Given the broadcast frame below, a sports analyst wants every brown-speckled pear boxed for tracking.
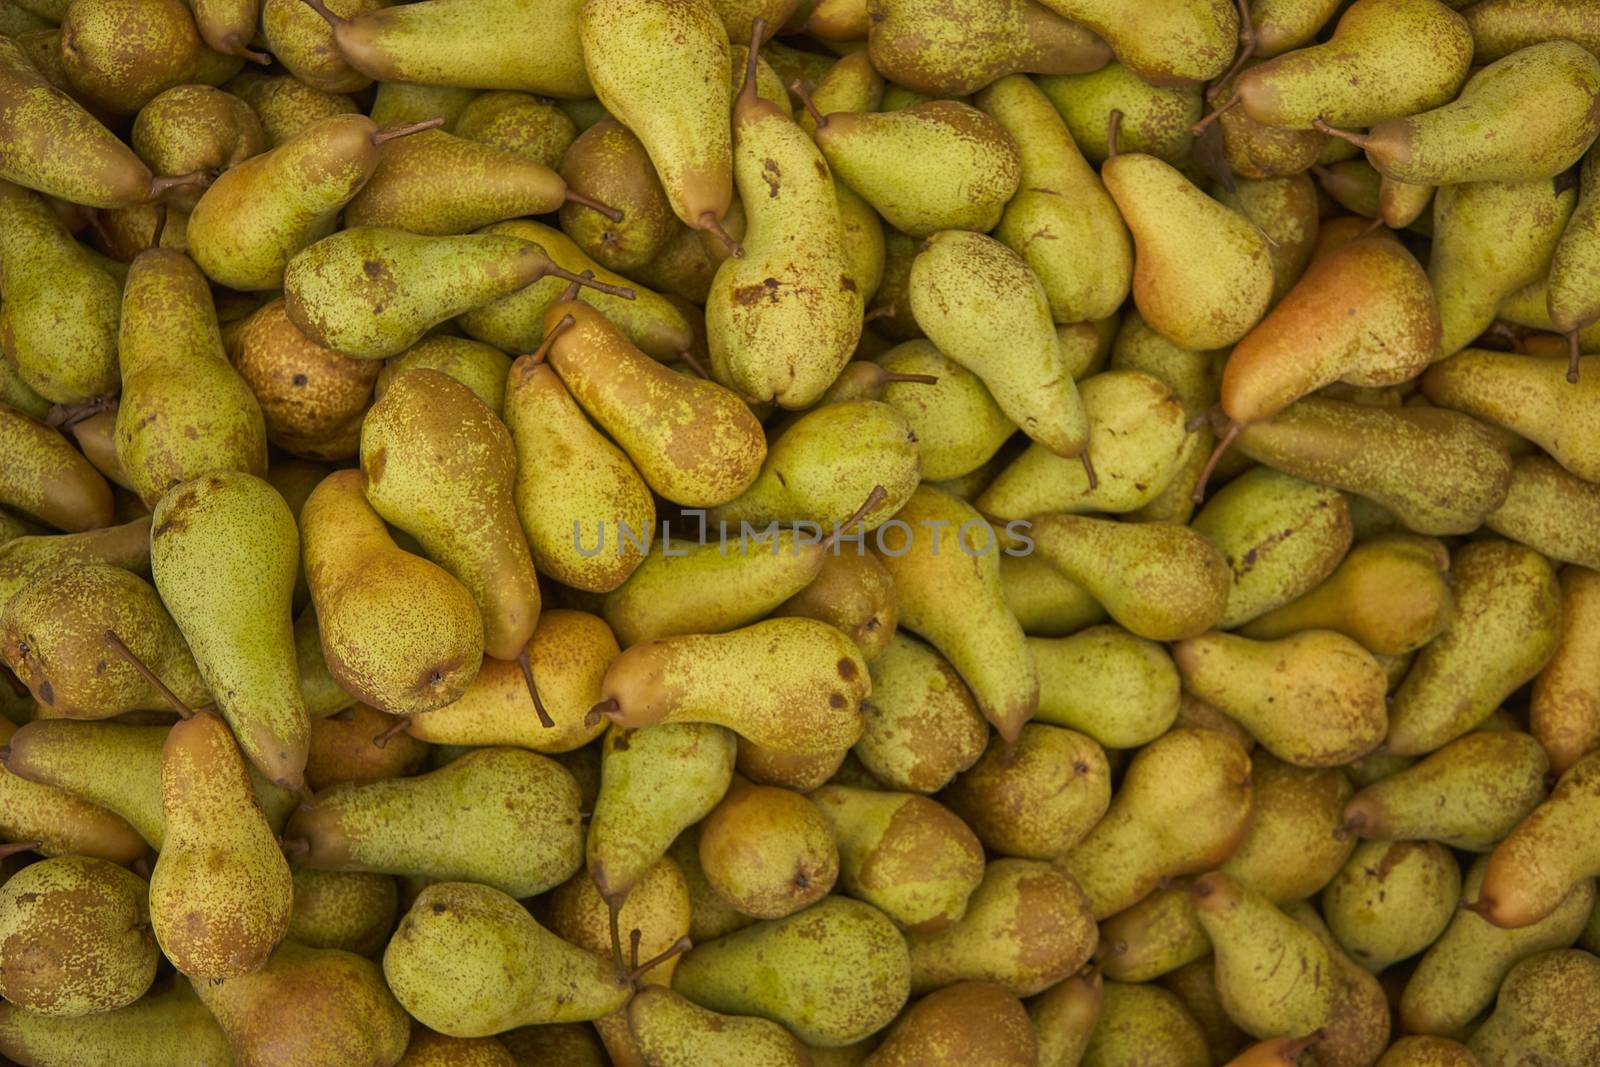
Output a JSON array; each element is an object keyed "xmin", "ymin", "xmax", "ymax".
[
  {"xmin": 383, "ymin": 881, "xmax": 629, "ymax": 1038},
  {"xmin": 1230, "ymin": 397, "xmax": 1514, "ymax": 536},
  {"xmin": 771, "ymin": 549, "xmax": 898, "ymax": 662},
  {"xmin": 0, "ymin": 36, "xmax": 170, "ymax": 207},
  {"xmin": 0, "ymin": 517, "xmax": 151, "ymax": 620},
  {"xmin": 1035, "ymin": 63, "xmax": 1202, "ymax": 165},
  {"xmin": 0, "ymin": 181, "xmax": 121, "ymax": 405},
  {"xmin": 1349, "ymin": 41, "xmax": 1600, "ymax": 186},
  {"xmin": 131, "ymin": 85, "xmax": 266, "ymax": 212},
  {"xmin": 1321, "ymin": 840, "xmax": 1461, "ymax": 970},
  {"xmin": 557, "ymin": 118, "xmax": 676, "ymax": 271},
  {"xmin": 360, "ymin": 369, "xmax": 539, "ymax": 660},
  {"xmin": 1103, "ymin": 125, "xmax": 1274, "ymax": 351},
  {"xmin": 151, "ymin": 472, "xmax": 308, "ymax": 789},
  {"xmin": 1468, "ymin": 950, "xmax": 1600, "ymax": 1064},
  {"xmin": 1030, "ymin": 625, "xmax": 1181, "ymax": 748},
  {"xmin": 1174, "ymin": 631, "xmax": 1387, "ymax": 768},
  {"xmin": 0, "ymin": 979, "xmax": 233, "ymax": 1067},
  {"xmin": 285, "ymin": 747, "xmax": 583, "ymax": 897},
  {"xmin": 541, "ymin": 298, "xmax": 765, "ymax": 507},
  {"xmin": 193, "ymin": 0, "xmax": 263, "ymax": 60},
  {"xmin": 1532, "ymin": 566, "xmax": 1600, "ymax": 776},
  {"xmin": 1241, "ymin": 533, "xmax": 1454, "ymax": 655},
  {"xmin": 1472, "ymin": 751, "xmax": 1600, "ymax": 929},
  {"xmin": 149, "ymin": 710, "xmax": 293, "ymax": 980},
  {"xmin": 909, "ymin": 231, "xmax": 1087, "ymax": 459},
  {"xmin": 0, "ymin": 563, "xmax": 209, "ymax": 717},
  {"xmin": 457, "ymin": 90, "xmax": 577, "ymax": 167},
  {"xmin": 1422, "ymin": 349, "xmax": 1600, "ymax": 481},
  {"xmin": 1489, "ymin": 454, "xmax": 1600, "ymax": 569},
  {"xmin": 197, "ymin": 941, "xmax": 411, "ymax": 1067},
  {"xmin": 225, "ymin": 70, "xmax": 359, "ymax": 147},
  {"xmin": 1372, "ymin": 1036, "xmax": 1481, "ymax": 1067},
  {"xmin": 1236, "ymin": 0, "xmax": 1473, "ymax": 129},
  {"xmin": 0, "ymin": 719, "xmax": 146, "ymax": 865},
  {"xmin": 904, "ymin": 858, "xmax": 1096, "ymax": 995},
  {"xmin": 810, "ymin": 100, "xmax": 1021, "ymax": 237},
  {"xmin": 300, "ymin": 468, "xmax": 483, "ymax": 715},
  {"xmin": 1058, "ymin": 729, "xmax": 1254, "ymax": 919},
  {"xmin": 628, "ymin": 986, "xmax": 810, "ymax": 1067},
  {"xmin": 672, "ymin": 895, "xmax": 909, "ymax": 1046},
  {"xmin": 1386, "ymin": 539, "xmax": 1561, "ymax": 756},
  {"xmin": 1218, "ymin": 754, "xmax": 1354, "ymax": 904},
  {"xmin": 58, "ymin": 0, "xmax": 243, "ymax": 115},
  {"xmin": 706, "ymin": 36, "xmax": 860, "ymax": 410},
  {"xmin": 593, "ymin": 616, "xmax": 868, "ymax": 754},
  {"xmin": 587, "ymin": 721, "xmax": 736, "ymax": 906},
  {"xmin": 1549, "ymin": 146, "xmax": 1600, "ymax": 378},
  {"xmin": 865, "ymin": 981, "xmax": 1037, "ymax": 1067},
  {"xmin": 0, "ymin": 855, "xmax": 157, "ymax": 1016},
  {"xmin": 579, "ymin": 0, "xmax": 732, "ymax": 235},
  {"xmin": 1034, "ymin": 0, "xmax": 1236, "ymax": 86},
  {"xmin": 698, "ymin": 784, "xmax": 838, "ymax": 918},
  {"xmin": 868, "ymin": 486, "xmax": 1037, "ymax": 744},
  {"xmin": 1024, "ymin": 514, "xmax": 1230, "ymax": 642},
  {"xmin": 232, "ymin": 299, "xmax": 377, "ymax": 460},
  {"xmin": 0, "ymin": 405, "xmax": 113, "ymax": 532},
  {"xmin": 377, "ymin": 336, "xmax": 511, "ymax": 414},
  {"xmin": 285, "ymin": 869, "xmax": 397, "ymax": 955},
  {"xmin": 394, "ymin": 1029, "xmax": 518, "ymax": 1066},
  {"xmin": 943, "ymin": 723, "xmax": 1110, "ymax": 859},
  {"xmin": 1028, "ymin": 969, "xmax": 1103, "ymax": 1067},
  {"xmin": 811, "ymin": 784, "xmax": 984, "ymax": 932},
  {"xmin": 399, "ymin": 609, "xmax": 615, "ymax": 751},
  {"xmin": 1081, "ymin": 982, "xmax": 1211, "ymax": 1067},
  {"xmin": 114, "ymin": 249, "xmax": 268, "ymax": 507},
  {"xmin": 869, "ymin": 0, "xmax": 1106, "ymax": 97}
]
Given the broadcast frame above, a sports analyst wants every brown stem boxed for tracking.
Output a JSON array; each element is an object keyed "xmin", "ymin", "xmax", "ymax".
[
  {"xmin": 791, "ymin": 79, "xmax": 827, "ymax": 130},
  {"xmin": 1184, "ymin": 411, "xmax": 1210, "ymax": 434},
  {"xmin": 516, "ymin": 644, "xmax": 555, "ymax": 729},
  {"xmin": 1190, "ymin": 420, "xmax": 1240, "ymax": 503},
  {"xmin": 297, "ymin": 782, "xmax": 316, "ymax": 811},
  {"xmin": 738, "ymin": 18, "xmax": 765, "ymax": 108},
  {"xmin": 564, "ymin": 188, "xmax": 624, "ymax": 222},
  {"xmin": 629, "ymin": 936, "xmax": 691, "ymax": 982},
  {"xmin": 824, "ymin": 485, "xmax": 887, "ymax": 550},
  {"xmin": 298, "ymin": 0, "xmax": 343, "ymax": 29},
  {"xmin": 224, "ymin": 35, "xmax": 272, "ymax": 65},
  {"xmin": 1568, "ymin": 330, "xmax": 1582, "ymax": 384},
  {"xmin": 1312, "ymin": 117, "xmax": 1369, "ymax": 148},
  {"xmin": 149, "ymin": 202, "xmax": 168, "ymax": 251},
  {"xmin": 544, "ymin": 265, "xmax": 636, "ymax": 300},
  {"xmin": 677, "ymin": 348, "xmax": 710, "ymax": 379},
  {"xmin": 1461, "ymin": 896, "xmax": 1495, "ymax": 918},
  {"xmin": 1359, "ymin": 216, "xmax": 1386, "ymax": 236},
  {"xmin": 104, "ymin": 630, "xmax": 195, "ymax": 719},
  {"xmin": 148, "ymin": 170, "xmax": 213, "ymax": 202},
  {"xmin": 280, "ymin": 837, "xmax": 310, "ymax": 858},
  {"xmin": 527, "ymin": 314, "xmax": 576, "ymax": 366},
  {"xmin": 44, "ymin": 396, "xmax": 114, "ymax": 429},
  {"xmin": 0, "ymin": 840, "xmax": 40, "ymax": 860},
  {"xmin": 1192, "ymin": 89, "xmax": 1239, "ymax": 135},
  {"xmin": 629, "ymin": 928, "xmax": 643, "ymax": 972},
  {"xmin": 876, "ymin": 370, "xmax": 939, "ymax": 386},
  {"xmin": 371, "ymin": 716, "xmax": 411, "ymax": 749},
  {"xmin": 585, "ymin": 697, "xmax": 620, "ymax": 728},
  {"xmin": 1106, "ymin": 110, "xmax": 1124, "ymax": 159},
  {"xmin": 1079, "ymin": 450, "xmax": 1098, "ymax": 492},
  {"xmin": 1205, "ymin": 0, "xmax": 1257, "ymax": 103},
  {"xmin": 698, "ymin": 211, "xmax": 744, "ymax": 259},
  {"xmin": 862, "ymin": 304, "xmax": 895, "ymax": 323},
  {"xmin": 608, "ymin": 899, "xmax": 625, "ymax": 972},
  {"xmin": 371, "ymin": 117, "xmax": 445, "ymax": 145}
]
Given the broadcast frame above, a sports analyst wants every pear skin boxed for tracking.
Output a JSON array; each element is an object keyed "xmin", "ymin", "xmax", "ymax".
[
  {"xmin": 1531, "ymin": 566, "xmax": 1600, "ymax": 776},
  {"xmin": 865, "ymin": 980, "xmax": 1038, "ymax": 1067},
  {"xmin": 0, "ymin": 978, "xmax": 232, "ymax": 1067},
  {"xmin": 1030, "ymin": 624, "xmax": 1181, "ymax": 748},
  {"xmin": 853, "ymin": 632, "xmax": 990, "ymax": 794},
  {"xmin": 942, "ymin": 723, "xmax": 1109, "ymax": 860},
  {"xmin": 0, "ymin": 407, "xmax": 114, "ymax": 533},
  {"xmin": 867, "ymin": 0, "xmax": 1108, "ymax": 97},
  {"xmin": 1473, "ymin": 751, "xmax": 1600, "ymax": 929}
]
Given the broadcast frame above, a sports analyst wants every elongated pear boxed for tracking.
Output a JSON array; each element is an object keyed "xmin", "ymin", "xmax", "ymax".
[
  {"xmin": 1487, "ymin": 455, "xmax": 1600, "ymax": 569},
  {"xmin": 910, "ymin": 231, "xmax": 1086, "ymax": 459},
  {"xmin": 854, "ymin": 632, "xmax": 990, "ymax": 794},
  {"xmin": 1549, "ymin": 145, "xmax": 1600, "ymax": 378},
  {"xmin": 360, "ymin": 369, "xmax": 539, "ymax": 660},
  {"xmin": 867, "ymin": 342, "xmax": 1015, "ymax": 483},
  {"xmin": 149, "ymin": 710, "xmax": 293, "ymax": 979},
  {"xmin": 0, "ymin": 407, "xmax": 114, "ymax": 533},
  {"xmin": 0, "ymin": 719, "xmax": 145, "ymax": 864},
  {"xmin": 1031, "ymin": 624, "xmax": 1180, "ymax": 748},
  {"xmin": 0, "ymin": 979, "xmax": 232, "ymax": 1067},
  {"xmin": 772, "ymin": 548, "xmax": 898, "ymax": 662},
  {"xmin": 1035, "ymin": 0, "xmax": 1235, "ymax": 85},
  {"xmin": 1466, "ymin": 949, "xmax": 1600, "ymax": 1066},
  {"xmin": 0, "ymin": 517, "xmax": 150, "ymax": 615},
  {"xmin": 1473, "ymin": 751, "xmax": 1600, "ymax": 928},
  {"xmin": 1387, "ymin": 539, "xmax": 1561, "ymax": 755},
  {"xmin": 868, "ymin": 0, "xmax": 1107, "ymax": 96},
  {"xmin": 628, "ymin": 986, "xmax": 809, "ymax": 1067},
  {"xmin": 1059, "ymin": 729, "xmax": 1254, "ymax": 919},
  {"xmin": 151, "ymin": 472, "xmax": 308, "ymax": 789},
  {"xmin": 1532, "ymin": 566, "xmax": 1600, "ymax": 776}
]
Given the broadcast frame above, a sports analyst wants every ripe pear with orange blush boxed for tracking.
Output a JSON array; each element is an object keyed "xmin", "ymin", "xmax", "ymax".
[{"xmin": 1470, "ymin": 750, "xmax": 1600, "ymax": 929}]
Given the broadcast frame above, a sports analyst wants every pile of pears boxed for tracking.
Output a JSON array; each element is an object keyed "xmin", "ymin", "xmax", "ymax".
[{"xmin": 4, "ymin": 0, "xmax": 1600, "ymax": 1063}]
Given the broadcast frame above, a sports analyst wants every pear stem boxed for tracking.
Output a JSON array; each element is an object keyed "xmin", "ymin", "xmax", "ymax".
[
  {"xmin": 528, "ymin": 314, "xmax": 575, "ymax": 366},
  {"xmin": 223, "ymin": 34, "xmax": 272, "ymax": 65},
  {"xmin": 862, "ymin": 304, "xmax": 895, "ymax": 323},
  {"xmin": 371, "ymin": 117, "xmax": 445, "ymax": 145},
  {"xmin": 148, "ymin": 170, "xmax": 213, "ymax": 203},
  {"xmin": 629, "ymin": 927, "xmax": 642, "ymax": 972},
  {"xmin": 1184, "ymin": 411, "xmax": 1209, "ymax": 434},
  {"xmin": 280, "ymin": 837, "xmax": 310, "ymax": 858},
  {"xmin": 608, "ymin": 899, "xmax": 625, "ymax": 972},
  {"xmin": 1205, "ymin": 0, "xmax": 1257, "ymax": 103},
  {"xmin": 0, "ymin": 841, "xmax": 40, "ymax": 860},
  {"xmin": 824, "ymin": 484, "xmax": 888, "ymax": 550},
  {"xmin": 876, "ymin": 370, "xmax": 939, "ymax": 386},
  {"xmin": 104, "ymin": 630, "xmax": 195, "ymax": 720},
  {"xmin": 1191, "ymin": 89, "xmax": 1239, "ymax": 136},
  {"xmin": 149, "ymin": 203, "xmax": 168, "ymax": 251},
  {"xmin": 791, "ymin": 79, "xmax": 827, "ymax": 131},
  {"xmin": 371, "ymin": 715, "xmax": 411, "ymax": 749},
  {"xmin": 1461, "ymin": 896, "xmax": 1495, "ymax": 918},
  {"xmin": 544, "ymin": 265, "xmax": 636, "ymax": 300},
  {"xmin": 1360, "ymin": 216, "xmax": 1386, "ymax": 236},
  {"xmin": 516, "ymin": 644, "xmax": 555, "ymax": 729},
  {"xmin": 563, "ymin": 188, "xmax": 624, "ymax": 222},
  {"xmin": 1191, "ymin": 420, "xmax": 1240, "ymax": 503},
  {"xmin": 737, "ymin": 18, "xmax": 764, "ymax": 109},
  {"xmin": 676, "ymin": 348, "xmax": 710, "ymax": 379},
  {"xmin": 629, "ymin": 936, "xmax": 691, "ymax": 982},
  {"xmin": 1568, "ymin": 330, "xmax": 1582, "ymax": 384},
  {"xmin": 699, "ymin": 211, "xmax": 744, "ymax": 259},
  {"xmin": 44, "ymin": 396, "xmax": 114, "ymax": 429},
  {"xmin": 1106, "ymin": 110, "xmax": 1124, "ymax": 159},
  {"xmin": 297, "ymin": 782, "xmax": 316, "ymax": 810},
  {"xmin": 299, "ymin": 0, "xmax": 343, "ymax": 29},
  {"xmin": 585, "ymin": 697, "xmax": 620, "ymax": 728},
  {"xmin": 1079, "ymin": 450, "xmax": 1098, "ymax": 492},
  {"xmin": 1312, "ymin": 117, "xmax": 1369, "ymax": 148}
]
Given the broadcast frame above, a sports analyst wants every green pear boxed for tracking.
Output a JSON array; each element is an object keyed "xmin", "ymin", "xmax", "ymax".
[
  {"xmin": 1372, "ymin": 1037, "xmax": 1480, "ymax": 1067},
  {"xmin": 1344, "ymin": 729, "xmax": 1550, "ymax": 851},
  {"xmin": 1322, "ymin": 840, "xmax": 1461, "ymax": 971},
  {"xmin": 1548, "ymin": 143, "xmax": 1600, "ymax": 379},
  {"xmin": 1532, "ymin": 566, "xmax": 1600, "ymax": 777},
  {"xmin": 999, "ymin": 546, "xmax": 1110, "ymax": 636},
  {"xmin": 1467, "ymin": 950, "xmax": 1600, "ymax": 1065},
  {"xmin": 1037, "ymin": 62, "xmax": 1201, "ymax": 165},
  {"xmin": 0, "ymin": 718, "xmax": 145, "ymax": 864},
  {"xmin": 1280, "ymin": 901, "xmax": 1392, "ymax": 1067},
  {"xmin": 668, "ymin": 822, "xmax": 754, "ymax": 944},
  {"xmin": 0, "ymin": 855, "xmax": 157, "ymax": 1015},
  {"xmin": 556, "ymin": 117, "xmax": 675, "ymax": 271},
  {"xmin": 1059, "ymin": 729, "xmax": 1254, "ymax": 918},
  {"xmin": 0, "ymin": 978, "xmax": 232, "ymax": 1067},
  {"xmin": 942, "ymin": 724, "xmax": 1109, "ymax": 860},
  {"xmin": 1035, "ymin": 0, "xmax": 1237, "ymax": 86},
  {"xmin": 1400, "ymin": 855, "xmax": 1595, "ymax": 1036},
  {"xmin": 1387, "ymin": 539, "xmax": 1561, "ymax": 755},
  {"xmin": 869, "ymin": 342, "xmax": 1015, "ymax": 482},
  {"xmin": 1216, "ymin": 174, "xmax": 1322, "ymax": 301},
  {"xmin": 1220, "ymin": 754, "xmax": 1355, "ymax": 904},
  {"xmin": 150, "ymin": 710, "xmax": 293, "ymax": 979},
  {"xmin": 697, "ymin": 783, "xmax": 838, "ymax": 919},
  {"xmin": 627, "ymin": 986, "xmax": 809, "ymax": 1067},
  {"xmin": 1095, "ymin": 884, "xmax": 1209, "ymax": 984},
  {"xmin": 853, "ymin": 632, "xmax": 990, "ymax": 794},
  {"xmin": 223, "ymin": 70, "xmax": 358, "ymax": 147},
  {"xmin": 867, "ymin": 0, "xmax": 1107, "ymax": 96},
  {"xmin": 771, "ymin": 548, "xmax": 898, "ymax": 662},
  {"xmin": 867, "ymin": 980, "xmax": 1038, "ymax": 1067},
  {"xmin": 1030, "ymin": 624, "xmax": 1180, "ymax": 748},
  {"xmin": 0, "ymin": 407, "xmax": 111, "ymax": 534},
  {"xmin": 1489, "ymin": 454, "xmax": 1600, "ymax": 570},
  {"xmin": 458, "ymin": 89, "xmax": 577, "ymax": 168},
  {"xmin": 151, "ymin": 472, "xmax": 307, "ymax": 788},
  {"xmin": 57, "ymin": 0, "xmax": 240, "ymax": 114},
  {"xmin": 284, "ymin": 747, "xmax": 582, "ymax": 898},
  {"xmin": 672, "ymin": 895, "xmax": 910, "ymax": 1046},
  {"xmin": 1210, "ymin": 62, "xmax": 1329, "ymax": 180},
  {"xmin": 283, "ymin": 869, "xmax": 397, "ymax": 956},
  {"xmin": 301, "ymin": 468, "xmax": 484, "ymax": 714},
  {"xmin": 377, "ymin": 336, "xmax": 511, "ymax": 414},
  {"xmin": 130, "ymin": 84, "xmax": 266, "ymax": 212},
  {"xmin": 1474, "ymin": 751, "xmax": 1600, "ymax": 929},
  {"xmin": 0, "ymin": 180, "xmax": 121, "ymax": 404},
  {"xmin": 1029, "ymin": 969, "xmax": 1104, "ymax": 1067},
  {"xmin": 1081, "ymin": 982, "xmax": 1211, "ymax": 1067}
]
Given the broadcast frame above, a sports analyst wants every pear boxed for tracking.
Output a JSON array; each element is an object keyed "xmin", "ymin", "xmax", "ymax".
[
  {"xmin": 698, "ymin": 784, "xmax": 838, "ymax": 919},
  {"xmin": 1109, "ymin": 310, "xmax": 1225, "ymax": 416},
  {"xmin": 625, "ymin": 986, "xmax": 808, "ymax": 1067},
  {"xmin": 592, "ymin": 617, "xmax": 868, "ymax": 754},
  {"xmin": 1220, "ymin": 754, "xmax": 1356, "ymax": 904},
  {"xmin": 1280, "ymin": 901, "xmax": 1392, "ymax": 1067},
  {"xmin": 1343, "ymin": 730, "xmax": 1549, "ymax": 851},
  {"xmin": 149, "ymin": 709, "xmax": 293, "ymax": 979},
  {"xmin": 1231, "ymin": 396, "xmax": 1514, "ymax": 536},
  {"xmin": 1371, "ymin": 1037, "xmax": 1480, "ymax": 1067},
  {"xmin": 1473, "ymin": 751, "xmax": 1600, "ymax": 929},
  {"xmin": 1532, "ymin": 566, "xmax": 1600, "ymax": 776},
  {"xmin": 458, "ymin": 90, "xmax": 577, "ymax": 168},
  {"xmin": 1024, "ymin": 514, "xmax": 1231, "ymax": 642},
  {"xmin": 0, "ymin": 855, "xmax": 157, "ymax": 1016},
  {"xmin": 999, "ymin": 547, "xmax": 1111, "ymax": 636},
  {"xmin": 1549, "ymin": 144, "xmax": 1600, "ymax": 378},
  {"xmin": 860, "ymin": 343, "xmax": 1014, "ymax": 483},
  {"xmin": 1322, "ymin": 840, "xmax": 1461, "ymax": 971},
  {"xmin": 1080, "ymin": 982, "xmax": 1211, "ymax": 1067},
  {"xmin": 669, "ymin": 822, "xmax": 754, "ymax": 944},
  {"xmin": 1208, "ymin": 62, "xmax": 1329, "ymax": 181},
  {"xmin": 0, "ymin": 563, "xmax": 209, "ymax": 717},
  {"xmin": 360, "ymin": 368, "xmax": 539, "ymax": 660},
  {"xmin": 1159, "ymin": 959, "xmax": 1250, "ymax": 1065},
  {"xmin": 0, "ymin": 407, "xmax": 113, "ymax": 534},
  {"xmin": 1096, "ymin": 884, "xmax": 1210, "ymax": 983},
  {"xmin": 672, "ymin": 896, "xmax": 910, "ymax": 1046},
  {"xmin": 57, "ymin": 0, "xmax": 242, "ymax": 114},
  {"xmin": 224, "ymin": 72, "xmax": 357, "ymax": 148},
  {"xmin": 1467, "ymin": 950, "xmax": 1600, "ymax": 1065},
  {"xmin": 378, "ymin": 336, "xmax": 511, "ymax": 414},
  {"xmin": 151, "ymin": 472, "xmax": 308, "ymax": 789},
  {"xmin": 541, "ymin": 299, "xmax": 766, "ymax": 508},
  {"xmin": 0, "ymin": 978, "xmax": 232, "ymax": 1067},
  {"xmin": 705, "ymin": 38, "xmax": 860, "ymax": 409},
  {"xmin": 771, "ymin": 548, "xmax": 898, "ymax": 662},
  {"xmin": 1490, "ymin": 455, "xmax": 1600, "ymax": 570},
  {"xmin": 549, "ymin": 856, "xmax": 689, "ymax": 987},
  {"xmin": 942, "ymin": 724, "xmax": 1109, "ymax": 860},
  {"xmin": 808, "ymin": 100, "xmax": 1021, "ymax": 237},
  {"xmin": 1236, "ymin": 0, "xmax": 1473, "ymax": 129},
  {"xmin": 1214, "ymin": 177, "xmax": 1321, "ymax": 305},
  {"xmin": 305, "ymin": 704, "xmax": 428, "ymax": 790},
  {"xmin": 1103, "ymin": 116, "xmax": 1274, "ymax": 351},
  {"xmin": 1400, "ymin": 855, "xmax": 1595, "ymax": 1035},
  {"xmin": 1241, "ymin": 533, "xmax": 1454, "ymax": 655},
  {"xmin": 1344, "ymin": 41, "xmax": 1600, "ymax": 185},
  {"xmin": 1387, "ymin": 539, "xmax": 1561, "ymax": 756},
  {"xmin": 1037, "ymin": 62, "xmax": 1201, "ymax": 165},
  {"xmin": 130, "ymin": 85, "xmax": 266, "ymax": 212},
  {"xmin": 865, "ymin": 980, "xmax": 1037, "ymax": 1067},
  {"xmin": 587, "ymin": 722, "xmax": 736, "ymax": 906},
  {"xmin": 854, "ymin": 632, "xmax": 990, "ymax": 794},
  {"xmin": 0, "ymin": 181, "xmax": 121, "ymax": 404},
  {"xmin": 1030, "ymin": 624, "xmax": 1181, "ymax": 748},
  {"xmin": 976, "ymin": 75, "xmax": 1133, "ymax": 323},
  {"xmin": 1059, "ymin": 729, "xmax": 1254, "ymax": 919},
  {"xmin": 1036, "ymin": 0, "xmax": 1236, "ymax": 85},
  {"xmin": 300, "ymin": 468, "xmax": 483, "ymax": 714},
  {"xmin": 285, "ymin": 869, "xmax": 397, "ymax": 956},
  {"xmin": 556, "ymin": 118, "xmax": 675, "ymax": 271},
  {"xmin": 0, "ymin": 718, "xmax": 145, "ymax": 864},
  {"xmin": 1030, "ymin": 969, "xmax": 1104, "ymax": 1067},
  {"xmin": 1422, "ymin": 348, "xmax": 1600, "ymax": 481},
  {"xmin": 285, "ymin": 747, "xmax": 582, "ymax": 897},
  {"xmin": 868, "ymin": 0, "xmax": 1107, "ymax": 96}
]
